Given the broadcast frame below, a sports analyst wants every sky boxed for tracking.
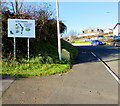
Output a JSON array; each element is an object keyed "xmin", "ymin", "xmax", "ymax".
[
  {"xmin": 56, "ymin": 2, "xmax": 118, "ymax": 36},
  {"xmin": 4, "ymin": 0, "xmax": 118, "ymax": 36}
]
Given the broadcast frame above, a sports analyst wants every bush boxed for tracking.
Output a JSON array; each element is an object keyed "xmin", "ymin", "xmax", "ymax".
[
  {"xmin": 70, "ymin": 39, "xmax": 75, "ymax": 43},
  {"xmin": 1, "ymin": 8, "xmax": 78, "ymax": 76},
  {"xmin": 2, "ymin": 39, "xmax": 78, "ymax": 76},
  {"xmin": 2, "ymin": 10, "xmax": 67, "ymax": 59}
]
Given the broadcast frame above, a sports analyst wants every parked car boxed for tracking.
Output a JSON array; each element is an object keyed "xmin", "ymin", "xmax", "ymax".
[
  {"xmin": 113, "ymin": 36, "xmax": 120, "ymax": 40},
  {"xmin": 113, "ymin": 39, "xmax": 120, "ymax": 47},
  {"xmin": 97, "ymin": 35, "xmax": 104, "ymax": 39},
  {"xmin": 91, "ymin": 40, "xmax": 105, "ymax": 46}
]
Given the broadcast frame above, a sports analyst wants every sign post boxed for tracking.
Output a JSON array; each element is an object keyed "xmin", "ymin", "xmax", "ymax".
[
  {"xmin": 8, "ymin": 19, "xmax": 35, "ymax": 60},
  {"xmin": 28, "ymin": 38, "xmax": 30, "ymax": 61},
  {"xmin": 14, "ymin": 37, "xmax": 16, "ymax": 59}
]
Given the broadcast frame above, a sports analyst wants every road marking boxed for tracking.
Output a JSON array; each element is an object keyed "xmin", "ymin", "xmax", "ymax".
[{"xmin": 91, "ymin": 52, "xmax": 120, "ymax": 84}]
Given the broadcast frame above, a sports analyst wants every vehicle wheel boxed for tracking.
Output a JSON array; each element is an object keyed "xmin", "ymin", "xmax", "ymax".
[{"xmin": 115, "ymin": 44, "xmax": 117, "ymax": 47}]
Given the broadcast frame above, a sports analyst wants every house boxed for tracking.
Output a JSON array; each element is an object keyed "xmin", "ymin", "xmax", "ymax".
[
  {"xmin": 62, "ymin": 36, "xmax": 76, "ymax": 41},
  {"xmin": 103, "ymin": 29, "xmax": 113, "ymax": 37},
  {"xmin": 78, "ymin": 28, "xmax": 104, "ymax": 38},
  {"xmin": 113, "ymin": 23, "xmax": 120, "ymax": 36},
  {"xmin": 104, "ymin": 29, "xmax": 113, "ymax": 34}
]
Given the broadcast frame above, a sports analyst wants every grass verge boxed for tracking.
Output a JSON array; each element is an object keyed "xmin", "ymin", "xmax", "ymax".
[
  {"xmin": 2, "ymin": 59, "xmax": 70, "ymax": 76},
  {"xmin": 2, "ymin": 40, "xmax": 78, "ymax": 77},
  {"xmin": 73, "ymin": 41, "xmax": 92, "ymax": 43}
]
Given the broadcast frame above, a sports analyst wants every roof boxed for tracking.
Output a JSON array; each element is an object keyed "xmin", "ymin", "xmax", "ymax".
[{"xmin": 113, "ymin": 23, "xmax": 120, "ymax": 29}]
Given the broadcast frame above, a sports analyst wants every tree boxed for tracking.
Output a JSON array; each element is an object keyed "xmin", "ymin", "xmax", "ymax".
[
  {"xmin": 2, "ymin": 0, "xmax": 25, "ymax": 14},
  {"xmin": 1, "ymin": 1, "xmax": 67, "ymax": 59},
  {"xmin": 68, "ymin": 30, "xmax": 77, "ymax": 36}
]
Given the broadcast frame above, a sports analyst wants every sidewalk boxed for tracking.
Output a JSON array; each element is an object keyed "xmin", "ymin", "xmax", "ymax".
[
  {"xmin": 0, "ymin": 76, "xmax": 18, "ymax": 105},
  {"xmin": 46, "ymin": 62, "xmax": 118, "ymax": 104},
  {"xmin": 2, "ymin": 51, "xmax": 118, "ymax": 104},
  {"xmin": 0, "ymin": 75, "xmax": 15, "ymax": 97},
  {"xmin": 72, "ymin": 43, "xmax": 91, "ymax": 46},
  {"xmin": 102, "ymin": 56, "xmax": 119, "ymax": 77}
]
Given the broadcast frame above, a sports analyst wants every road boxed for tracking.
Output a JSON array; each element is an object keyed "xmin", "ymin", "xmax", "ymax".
[
  {"xmin": 2, "ymin": 45, "xmax": 119, "ymax": 104},
  {"xmin": 76, "ymin": 45, "xmax": 119, "ymax": 77}
]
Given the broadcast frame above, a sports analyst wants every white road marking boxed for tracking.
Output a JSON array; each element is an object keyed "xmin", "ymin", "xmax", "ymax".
[{"xmin": 91, "ymin": 52, "xmax": 120, "ymax": 84}]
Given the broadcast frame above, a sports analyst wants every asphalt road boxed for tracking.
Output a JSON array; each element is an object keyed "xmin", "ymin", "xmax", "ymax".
[
  {"xmin": 2, "ymin": 45, "xmax": 119, "ymax": 104},
  {"xmin": 76, "ymin": 45, "xmax": 119, "ymax": 77}
]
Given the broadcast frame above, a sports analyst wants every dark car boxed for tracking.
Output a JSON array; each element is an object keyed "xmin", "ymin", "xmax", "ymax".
[
  {"xmin": 113, "ymin": 36, "xmax": 120, "ymax": 40},
  {"xmin": 91, "ymin": 40, "xmax": 104, "ymax": 46},
  {"xmin": 113, "ymin": 39, "xmax": 120, "ymax": 47}
]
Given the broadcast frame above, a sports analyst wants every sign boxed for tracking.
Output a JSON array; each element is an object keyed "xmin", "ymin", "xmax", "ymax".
[{"xmin": 8, "ymin": 19, "xmax": 35, "ymax": 38}]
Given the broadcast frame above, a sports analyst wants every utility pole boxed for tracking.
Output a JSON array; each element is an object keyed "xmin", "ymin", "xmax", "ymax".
[{"xmin": 56, "ymin": 0, "xmax": 62, "ymax": 61}]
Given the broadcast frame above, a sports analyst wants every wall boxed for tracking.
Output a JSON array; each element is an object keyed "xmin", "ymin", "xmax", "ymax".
[{"xmin": 113, "ymin": 25, "xmax": 120, "ymax": 36}]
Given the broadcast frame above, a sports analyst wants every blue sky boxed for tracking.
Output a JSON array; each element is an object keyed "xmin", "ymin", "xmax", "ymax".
[
  {"xmin": 56, "ymin": 2, "xmax": 118, "ymax": 36},
  {"xmin": 16, "ymin": 1, "xmax": 118, "ymax": 36}
]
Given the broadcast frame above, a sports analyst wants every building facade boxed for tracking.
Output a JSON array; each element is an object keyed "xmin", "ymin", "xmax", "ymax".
[
  {"xmin": 113, "ymin": 23, "xmax": 120, "ymax": 36},
  {"xmin": 78, "ymin": 28, "xmax": 104, "ymax": 38}
]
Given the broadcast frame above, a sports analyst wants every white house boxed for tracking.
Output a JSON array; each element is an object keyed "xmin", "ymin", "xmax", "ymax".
[
  {"xmin": 104, "ymin": 29, "xmax": 113, "ymax": 33},
  {"xmin": 78, "ymin": 28, "xmax": 103, "ymax": 38},
  {"xmin": 113, "ymin": 23, "xmax": 120, "ymax": 36}
]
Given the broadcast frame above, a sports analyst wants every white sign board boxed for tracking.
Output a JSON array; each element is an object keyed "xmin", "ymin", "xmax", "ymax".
[{"xmin": 8, "ymin": 19, "xmax": 35, "ymax": 38}]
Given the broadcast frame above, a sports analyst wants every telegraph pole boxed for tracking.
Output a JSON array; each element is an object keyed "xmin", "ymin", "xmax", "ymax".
[{"xmin": 56, "ymin": 0, "xmax": 62, "ymax": 61}]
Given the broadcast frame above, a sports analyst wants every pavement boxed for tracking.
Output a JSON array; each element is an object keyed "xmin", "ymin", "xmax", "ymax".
[
  {"xmin": 72, "ymin": 43, "xmax": 111, "ymax": 46},
  {"xmin": 72, "ymin": 43, "xmax": 91, "ymax": 46},
  {"xmin": 46, "ymin": 62, "xmax": 118, "ymax": 104},
  {"xmin": 1, "ymin": 46, "xmax": 119, "ymax": 104},
  {"xmin": 0, "ymin": 75, "xmax": 16, "ymax": 105},
  {"xmin": 0, "ymin": 75, "xmax": 16, "ymax": 97},
  {"xmin": 90, "ymin": 45, "xmax": 119, "ymax": 78},
  {"xmin": 101, "ymin": 55, "xmax": 119, "ymax": 77}
]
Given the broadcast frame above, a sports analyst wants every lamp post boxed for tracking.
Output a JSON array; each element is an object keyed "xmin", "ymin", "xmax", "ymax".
[{"xmin": 56, "ymin": 0, "xmax": 62, "ymax": 61}]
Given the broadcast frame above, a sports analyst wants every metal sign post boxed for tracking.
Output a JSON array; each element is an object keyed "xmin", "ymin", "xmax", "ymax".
[
  {"xmin": 27, "ymin": 38, "xmax": 30, "ymax": 61},
  {"xmin": 14, "ymin": 37, "xmax": 16, "ymax": 59},
  {"xmin": 56, "ymin": 0, "xmax": 62, "ymax": 61}
]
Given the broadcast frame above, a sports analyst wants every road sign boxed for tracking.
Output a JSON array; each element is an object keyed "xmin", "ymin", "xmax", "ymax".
[
  {"xmin": 8, "ymin": 19, "xmax": 35, "ymax": 60},
  {"xmin": 8, "ymin": 19, "xmax": 35, "ymax": 38}
]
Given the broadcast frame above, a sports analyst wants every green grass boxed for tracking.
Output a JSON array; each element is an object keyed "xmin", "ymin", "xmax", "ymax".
[
  {"xmin": 2, "ymin": 59, "xmax": 70, "ymax": 76},
  {"xmin": 73, "ymin": 41, "xmax": 92, "ymax": 43},
  {"xmin": 2, "ymin": 39, "xmax": 78, "ymax": 77}
]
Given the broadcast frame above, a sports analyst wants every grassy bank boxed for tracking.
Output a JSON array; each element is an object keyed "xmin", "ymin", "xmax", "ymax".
[
  {"xmin": 2, "ymin": 39, "xmax": 78, "ymax": 76},
  {"xmin": 2, "ymin": 60, "xmax": 70, "ymax": 76},
  {"xmin": 73, "ymin": 41, "xmax": 92, "ymax": 44}
]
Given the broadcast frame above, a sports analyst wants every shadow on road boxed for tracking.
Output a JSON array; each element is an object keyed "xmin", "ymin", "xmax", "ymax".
[
  {"xmin": 74, "ymin": 45, "xmax": 119, "ymax": 65},
  {"xmin": 104, "ymin": 59, "xmax": 120, "ymax": 62},
  {"xmin": 1, "ymin": 75, "xmax": 28, "ymax": 81}
]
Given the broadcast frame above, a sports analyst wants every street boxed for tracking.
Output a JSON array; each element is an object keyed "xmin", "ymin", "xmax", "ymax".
[
  {"xmin": 2, "ymin": 45, "xmax": 119, "ymax": 104},
  {"xmin": 75, "ymin": 45, "xmax": 119, "ymax": 77},
  {"xmin": 1, "ymin": 1, "xmax": 119, "ymax": 105}
]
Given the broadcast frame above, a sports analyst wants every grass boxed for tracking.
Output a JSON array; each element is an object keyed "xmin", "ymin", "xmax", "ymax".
[
  {"xmin": 2, "ymin": 59, "xmax": 70, "ymax": 76},
  {"xmin": 2, "ymin": 39, "xmax": 78, "ymax": 77},
  {"xmin": 73, "ymin": 41, "xmax": 92, "ymax": 43}
]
